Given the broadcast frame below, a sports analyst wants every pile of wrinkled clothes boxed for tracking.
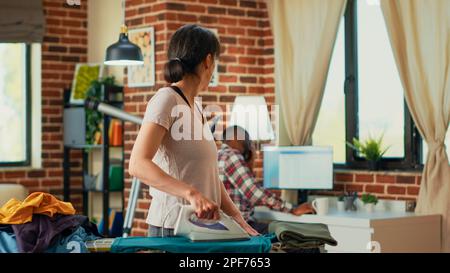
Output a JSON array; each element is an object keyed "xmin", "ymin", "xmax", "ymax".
[{"xmin": 0, "ymin": 192, "xmax": 102, "ymax": 253}]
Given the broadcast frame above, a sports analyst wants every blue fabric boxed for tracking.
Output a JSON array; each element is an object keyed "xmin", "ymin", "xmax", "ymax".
[
  {"xmin": 45, "ymin": 226, "xmax": 100, "ymax": 253},
  {"xmin": 0, "ymin": 231, "xmax": 18, "ymax": 253},
  {"xmin": 111, "ymin": 234, "xmax": 274, "ymax": 253}
]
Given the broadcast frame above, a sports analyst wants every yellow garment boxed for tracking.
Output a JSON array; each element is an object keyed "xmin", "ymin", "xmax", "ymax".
[{"xmin": 0, "ymin": 192, "xmax": 76, "ymax": 225}]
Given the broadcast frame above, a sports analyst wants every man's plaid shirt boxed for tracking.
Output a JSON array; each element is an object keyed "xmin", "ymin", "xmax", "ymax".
[{"xmin": 218, "ymin": 144, "xmax": 293, "ymax": 221}]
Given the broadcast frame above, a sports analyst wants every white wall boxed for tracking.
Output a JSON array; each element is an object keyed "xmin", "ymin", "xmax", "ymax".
[
  {"xmin": 31, "ymin": 44, "xmax": 42, "ymax": 169},
  {"xmin": 88, "ymin": 0, "xmax": 124, "ymax": 84}
]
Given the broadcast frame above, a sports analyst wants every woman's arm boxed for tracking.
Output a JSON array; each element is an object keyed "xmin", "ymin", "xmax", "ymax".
[
  {"xmin": 219, "ymin": 182, "xmax": 241, "ymax": 218},
  {"xmin": 129, "ymin": 122, "xmax": 219, "ymax": 220},
  {"xmin": 219, "ymin": 182, "xmax": 259, "ymax": 236}
]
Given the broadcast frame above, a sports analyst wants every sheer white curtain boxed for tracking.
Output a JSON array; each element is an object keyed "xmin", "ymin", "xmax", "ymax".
[
  {"xmin": 266, "ymin": 0, "xmax": 347, "ymax": 145},
  {"xmin": 381, "ymin": 0, "xmax": 450, "ymax": 252}
]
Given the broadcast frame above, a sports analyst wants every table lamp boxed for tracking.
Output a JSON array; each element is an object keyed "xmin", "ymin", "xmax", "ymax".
[{"xmin": 228, "ymin": 96, "xmax": 275, "ymax": 150}]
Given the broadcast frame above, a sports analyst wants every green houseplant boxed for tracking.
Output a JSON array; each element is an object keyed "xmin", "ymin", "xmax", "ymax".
[
  {"xmin": 346, "ymin": 134, "xmax": 390, "ymax": 171},
  {"xmin": 337, "ymin": 194, "xmax": 345, "ymax": 211},
  {"xmin": 85, "ymin": 76, "xmax": 117, "ymax": 145},
  {"xmin": 361, "ymin": 193, "xmax": 378, "ymax": 213}
]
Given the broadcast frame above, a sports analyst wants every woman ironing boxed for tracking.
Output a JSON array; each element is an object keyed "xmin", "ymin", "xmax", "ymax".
[{"xmin": 129, "ymin": 24, "xmax": 258, "ymax": 237}]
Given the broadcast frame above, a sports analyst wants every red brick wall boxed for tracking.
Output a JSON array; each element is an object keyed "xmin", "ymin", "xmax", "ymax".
[
  {"xmin": 319, "ymin": 171, "xmax": 422, "ymax": 202},
  {"xmin": 0, "ymin": 0, "xmax": 88, "ymax": 211}
]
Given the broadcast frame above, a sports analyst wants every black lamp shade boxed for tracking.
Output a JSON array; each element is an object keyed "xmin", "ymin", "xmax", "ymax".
[{"xmin": 104, "ymin": 32, "xmax": 144, "ymax": 66}]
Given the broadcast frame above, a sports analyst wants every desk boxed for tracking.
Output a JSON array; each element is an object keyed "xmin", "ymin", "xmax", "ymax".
[{"xmin": 254, "ymin": 206, "xmax": 441, "ymax": 253}]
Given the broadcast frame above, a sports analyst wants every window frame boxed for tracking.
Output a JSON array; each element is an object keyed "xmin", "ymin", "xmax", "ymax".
[
  {"xmin": 0, "ymin": 44, "xmax": 32, "ymax": 167},
  {"xmin": 335, "ymin": 0, "xmax": 423, "ymax": 171}
]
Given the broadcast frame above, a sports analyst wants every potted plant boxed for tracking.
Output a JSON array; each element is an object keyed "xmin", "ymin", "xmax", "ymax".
[
  {"xmin": 337, "ymin": 194, "xmax": 345, "ymax": 211},
  {"xmin": 361, "ymin": 193, "xmax": 378, "ymax": 213},
  {"xmin": 85, "ymin": 76, "xmax": 118, "ymax": 145},
  {"xmin": 346, "ymin": 134, "xmax": 389, "ymax": 171}
]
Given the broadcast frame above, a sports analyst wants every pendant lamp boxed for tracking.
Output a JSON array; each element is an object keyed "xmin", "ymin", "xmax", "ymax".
[{"xmin": 104, "ymin": 0, "xmax": 143, "ymax": 66}]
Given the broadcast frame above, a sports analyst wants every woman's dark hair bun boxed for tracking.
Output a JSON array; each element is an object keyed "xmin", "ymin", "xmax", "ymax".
[
  {"xmin": 164, "ymin": 58, "xmax": 185, "ymax": 83},
  {"xmin": 164, "ymin": 24, "xmax": 221, "ymax": 83}
]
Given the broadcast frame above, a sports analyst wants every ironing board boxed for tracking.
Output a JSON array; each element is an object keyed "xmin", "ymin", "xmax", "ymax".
[{"xmin": 86, "ymin": 235, "xmax": 273, "ymax": 253}]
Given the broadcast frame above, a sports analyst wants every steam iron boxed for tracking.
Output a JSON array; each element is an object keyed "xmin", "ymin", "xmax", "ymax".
[{"xmin": 174, "ymin": 205, "xmax": 250, "ymax": 242}]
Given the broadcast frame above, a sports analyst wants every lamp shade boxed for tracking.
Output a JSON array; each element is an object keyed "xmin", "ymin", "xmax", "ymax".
[
  {"xmin": 229, "ymin": 96, "xmax": 275, "ymax": 141},
  {"xmin": 104, "ymin": 29, "xmax": 144, "ymax": 66}
]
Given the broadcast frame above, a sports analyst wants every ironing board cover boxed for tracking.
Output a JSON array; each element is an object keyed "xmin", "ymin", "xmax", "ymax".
[{"xmin": 110, "ymin": 234, "xmax": 274, "ymax": 253}]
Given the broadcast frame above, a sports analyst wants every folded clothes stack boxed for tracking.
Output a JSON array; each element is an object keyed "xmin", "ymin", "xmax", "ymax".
[
  {"xmin": 268, "ymin": 221, "xmax": 337, "ymax": 252},
  {"xmin": 0, "ymin": 192, "xmax": 102, "ymax": 253}
]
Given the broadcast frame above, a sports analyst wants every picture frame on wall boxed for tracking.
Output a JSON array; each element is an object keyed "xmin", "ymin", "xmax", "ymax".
[
  {"xmin": 70, "ymin": 63, "xmax": 103, "ymax": 105},
  {"xmin": 127, "ymin": 27, "xmax": 156, "ymax": 88},
  {"xmin": 209, "ymin": 28, "xmax": 219, "ymax": 87}
]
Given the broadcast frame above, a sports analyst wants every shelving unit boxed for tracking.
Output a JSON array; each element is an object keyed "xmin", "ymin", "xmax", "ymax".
[{"xmin": 63, "ymin": 84, "xmax": 124, "ymax": 237}]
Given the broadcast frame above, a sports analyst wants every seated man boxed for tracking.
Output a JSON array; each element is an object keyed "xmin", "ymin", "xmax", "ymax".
[{"xmin": 218, "ymin": 126, "xmax": 314, "ymax": 234}]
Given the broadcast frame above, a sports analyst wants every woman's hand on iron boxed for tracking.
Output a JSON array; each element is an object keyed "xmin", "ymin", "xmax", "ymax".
[{"xmin": 186, "ymin": 189, "xmax": 220, "ymax": 220}]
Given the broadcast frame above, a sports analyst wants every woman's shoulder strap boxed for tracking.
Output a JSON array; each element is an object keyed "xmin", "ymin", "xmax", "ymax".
[{"xmin": 168, "ymin": 85, "xmax": 190, "ymax": 108}]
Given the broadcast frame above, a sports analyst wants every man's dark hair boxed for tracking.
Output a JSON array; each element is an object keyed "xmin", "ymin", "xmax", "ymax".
[
  {"xmin": 222, "ymin": 126, "xmax": 253, "ymax": 162},
  {"xmin": 222, "ymin": 126, "xmax": 250, "ymax": 142}
]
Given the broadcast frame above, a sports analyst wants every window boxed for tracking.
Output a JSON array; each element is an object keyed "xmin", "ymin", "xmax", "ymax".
[
  {"xmin": 313, "ymin": 0, "xmax": 423, "ymax": 170},
  {"xmin": 0, "ymin": 43, "xmax": 31, "ymax": 166},
  {"xmin": 357, "ymin": 0, "xmax": 405, "ymax": 158}
]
